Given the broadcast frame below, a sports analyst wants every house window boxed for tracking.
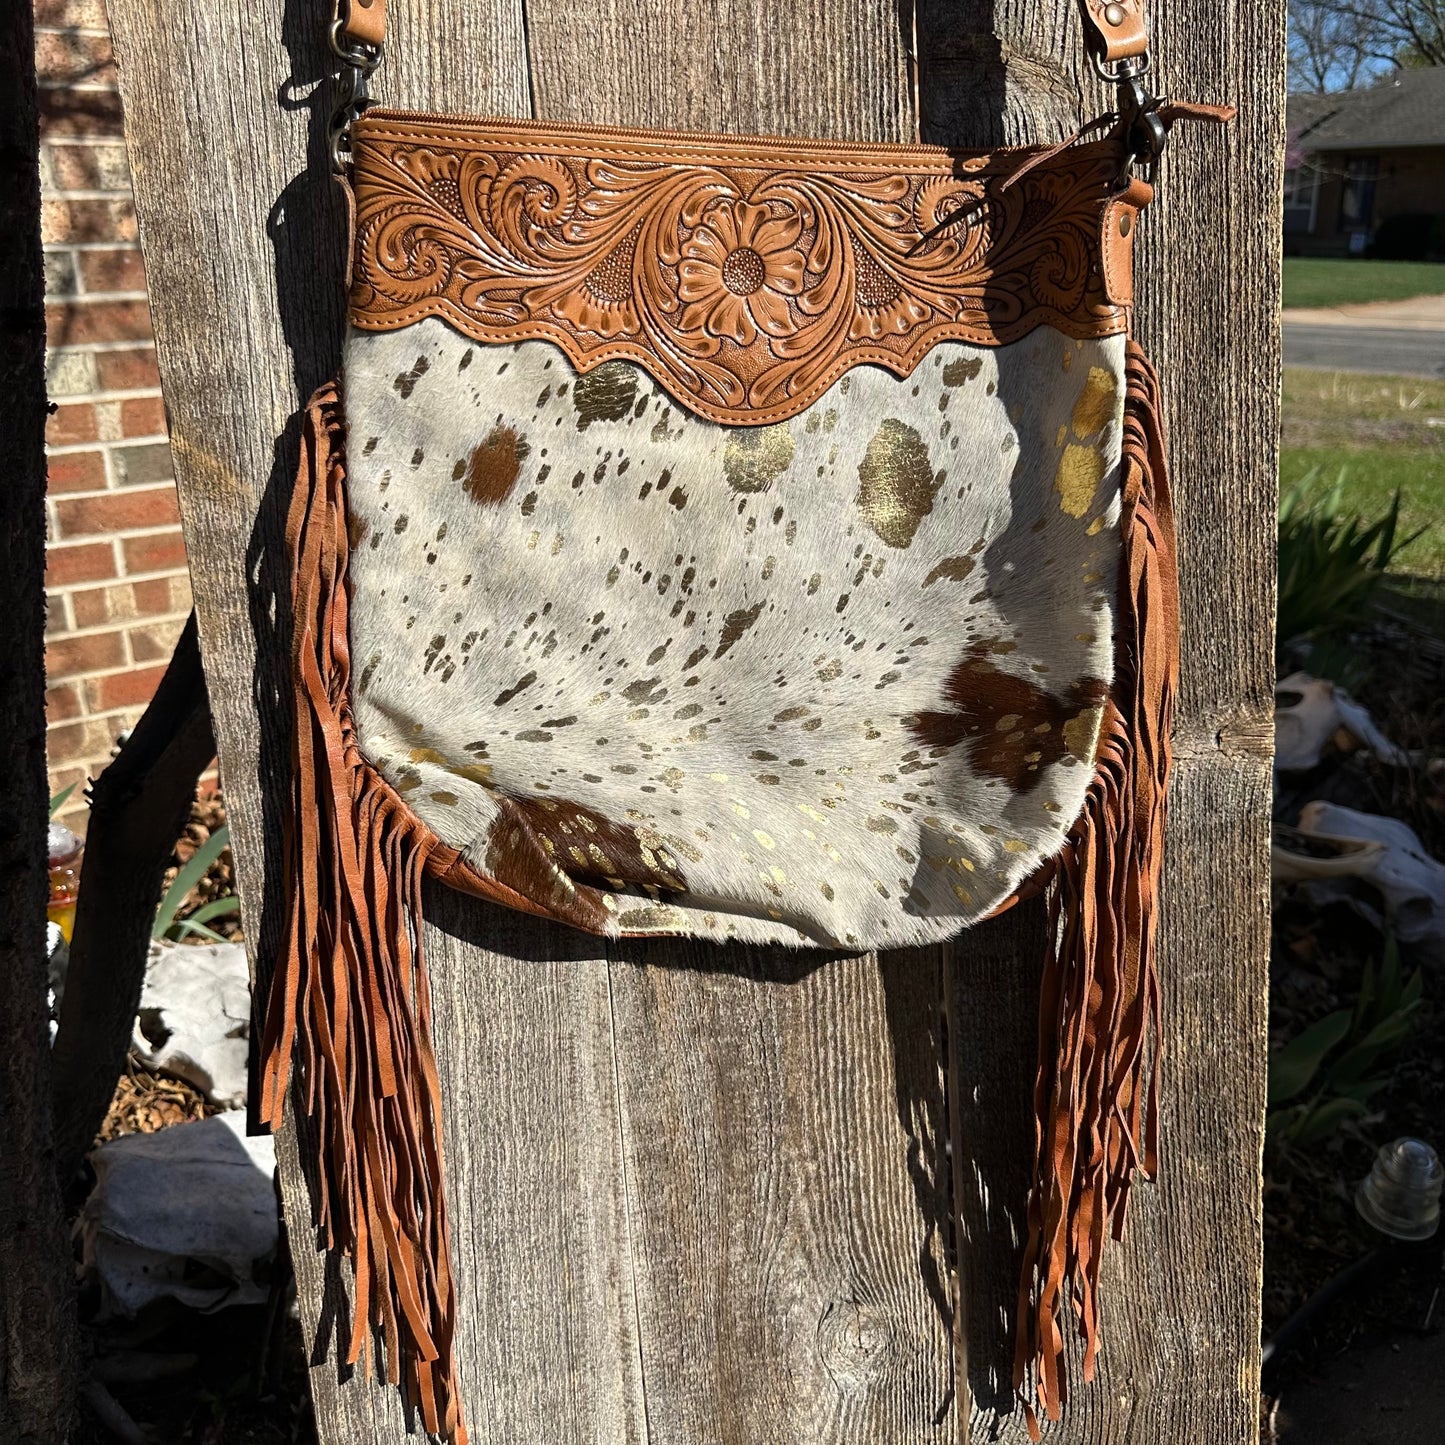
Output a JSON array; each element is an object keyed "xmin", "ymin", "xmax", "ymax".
[
  {"xmin": 1283, "ymin": 164, "xmax": 1320, "ymax": 235},
  {"xmin": 1339, "ymin": 156, "xmax": 1378, "ymax": 231}
]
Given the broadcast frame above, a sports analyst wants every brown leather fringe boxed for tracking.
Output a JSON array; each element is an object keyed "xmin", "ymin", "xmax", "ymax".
[
  {"xmin": 1012, "ymin": 341, "xmax": 1178, "ymax": 1436},
  {"xmin": 257, "ymin": 381, "xmax": 468, "ymax": 1445}
]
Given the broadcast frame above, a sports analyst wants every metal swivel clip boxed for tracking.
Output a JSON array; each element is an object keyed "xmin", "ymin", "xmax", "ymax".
[
  {"xmin": 327, "ymin": 18, "xmax": 383, "ymax": 172},
  {"xmin": 1093, "ymin": 49, "xmax": 1169, "ymax": 186}
]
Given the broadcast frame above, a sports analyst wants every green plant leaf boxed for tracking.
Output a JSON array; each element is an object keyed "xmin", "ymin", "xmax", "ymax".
[
  {"xmin": 152, "ymin": 825, "xmax": 231, "ymax": 939},
  {"xmin": 1353, "ymin": 952, "xmax": 1378, "ymax": 1034},
  {"xmin": 1325, "ymin": 1003, "xmax": 1421, "ymax": 1087},
  {"xmin": 1268, "ymin": 1010, "xmax": 1352, "ymax": 1105},
  {"xmin": 1291, "ymin": 1096, "xmax": 1369, "ymax": 1148},
  {"xmin": 170, "ymin": 918, "xmax": 232, "ymax": 944},
  {"xmin": 1266, "ymin": 1103, "xmax": 1308, "ymax": 1149},
  {"xmin": 1276, "ymin": 478, "xmax": 1427, "ymax": 648},
  {"xmin": 1400, "ymin": 968, "xmax": 1424, "ymax": 1013},
  {"xmin": 49, "ymin": 782, "xmax": 79, "ymax": 820},
  {"xmin": 180, "ymin": 894, "xmax": 241, "ymax": 928}
]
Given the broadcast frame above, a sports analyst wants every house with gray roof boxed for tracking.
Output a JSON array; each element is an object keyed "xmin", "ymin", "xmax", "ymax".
[{"xmin": 1285, "ymin": 66, "xmax": 1445, "ymax": 258}]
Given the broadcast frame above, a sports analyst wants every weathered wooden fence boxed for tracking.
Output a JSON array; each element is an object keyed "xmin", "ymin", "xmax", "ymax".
[{"xmin": 106, "ymin": 0, "xmax": 1281, "ymax": 1439}]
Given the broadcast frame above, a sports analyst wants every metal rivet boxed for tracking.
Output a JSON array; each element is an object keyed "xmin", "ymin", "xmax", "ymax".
[
  {"xmin": 1104, "ymin": 2, "xmax": 1127, "ymax": 25},
  {"xmin": 1118, "ymin": 212, "xmax": 1133, "ymax": 237}
]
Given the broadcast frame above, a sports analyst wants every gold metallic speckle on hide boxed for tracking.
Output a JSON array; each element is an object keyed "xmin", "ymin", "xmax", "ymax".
[
  {"xmin": 715, "ymin": 601, "xmax": 765, "ymax": 660},
  {"xmin": 409, "ymin": 745, "xmax": 494, "ymax": 787},
  {"xmin": 1055, "ymin": 444, "xmax": 1106, "ymax": 519},
  {"xmin": 942, "ymin": 356, "xmax": 983, "ymax": 386},
  {"xmin": 922, "ymin": 555, "xmax": 976, "ymax": 588},
  {"xmin": 572, "ymin": 361, "xmax": 639, "ymax": 427},
  {"xmin": 462, "ymin": 424, "xmax": 531, "ymax": 506},
  {"xmin": 1071, "ymin": 366, "xmax": 1118, "ymax": 438},
  {"xmin": 1062, "ymin": 706, "xmax": 1105, "ymax": 762},
  {"xmin": 1051, "ymin": 364, "xmax": 1117, "ymax": 519},
  {"xmin": 618, "ymin": 904, "xmax": 690, "ymax": 931},
  {"xmin": 856, "ymin": 419, "xmax": 941, "ymax": 549},
  {"xmin": 723, "ymin": 424, "xmax": 796, "ymax": 493}
]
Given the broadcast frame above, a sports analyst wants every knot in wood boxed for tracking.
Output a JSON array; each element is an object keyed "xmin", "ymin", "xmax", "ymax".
[{"xmin": 816, "ymin": 1299, "xmax": 893, "ymax": 1385}]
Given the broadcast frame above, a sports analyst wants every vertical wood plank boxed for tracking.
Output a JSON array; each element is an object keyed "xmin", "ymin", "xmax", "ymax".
[
  {"xmin": 924, "ymin": 2, "xmax": 1280, "ymax": 1440},
  {"xmin": 524, "ymin": 10, "xmax": 958, "ymax": 1442},
  {"xmin": 105, "ymin": 3, "xmax": 644, "ymax": 1441},
  {"xmin": 106, "ymin": 0, "xmax": 1277, "ymax": 1441}
]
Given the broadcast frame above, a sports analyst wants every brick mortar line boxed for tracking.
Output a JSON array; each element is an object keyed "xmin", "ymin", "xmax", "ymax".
[
  {"xmin": 48, "ymin": 339, "xmax": 162, "ymax": 353},
  {"xmin": 47, "ymin": 642, "xmax": 194, "ymax": 686},
  {"xmin": 48, "ymin": 520, "xmax": 189, "ymax": 543},
  {"xmin": 48, "ymin": 659, "xmax": 190, "ymax": 681},
  {"xmin": 35, "ymin": 27, "xmax": 116, "ymax": 37},
  {"xmin": 37, "ymin": 82, "xmax": 118, "ymax": 92},
  {"xmin": 43, "ymin": 201, "xmax": 137, "ymax": 212},
  {"xmin": 44, "ymin": 387, "xmax": 165, "ymax": 404},
  {"xmin": 46, "ymin": 291, "xmax": 154, "ymax": 304},
  {"xmin": 42, "ymin": 189, "xmax": 137, "ymax": 201},
  {"xmin": 48, "ymin": 565, "xmax": 193, "ymax": 592},
  {"xmin": 47, "ymin": 601, "xmax": 192, "ymax": 628},
  {"xmin": 46, "ymin": 436, "xmax": 170, "ymax": 457},
  {"xmin": 51, "ymin": 686, "xmax": 188, "ymax": 718}
]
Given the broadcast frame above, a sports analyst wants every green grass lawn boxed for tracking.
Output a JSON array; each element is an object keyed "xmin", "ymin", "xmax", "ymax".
[
  {"xmin": 1281, "ymin": 368, "xmax": 1445, "ymax": 581},
  {"xmin": 1282, "ymin": 258, "xmax": 1445, "ymax": 310}
]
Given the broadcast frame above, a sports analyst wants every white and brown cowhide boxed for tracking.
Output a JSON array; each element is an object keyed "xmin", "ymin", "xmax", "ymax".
[{"xmin": 342, "ymin": 318, "xmax": 1126, "ymax": 947}]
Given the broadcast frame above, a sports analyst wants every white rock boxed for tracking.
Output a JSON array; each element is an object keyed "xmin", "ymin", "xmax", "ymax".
[
  {"xmin": 133, "ymin": 940, "xmax": 251, "ymax": 1107},
  {"xmin": 81, "ymin": 1110, "xmax": 276, "ymax": 1318}
]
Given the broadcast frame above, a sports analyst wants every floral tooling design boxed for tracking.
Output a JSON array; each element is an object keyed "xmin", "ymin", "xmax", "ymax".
[
  {"xmin": 678, "ymin": 199, "xmax": 808, "ymax": 345},
  {"xmin": 349, "ymin": 115, "xmax": 1137, "ymax": 424}
]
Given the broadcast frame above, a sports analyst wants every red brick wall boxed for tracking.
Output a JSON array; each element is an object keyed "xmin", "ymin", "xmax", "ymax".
[{"xmin": 39, "ymin": 0, "xmax": 195, "ymax": 834}]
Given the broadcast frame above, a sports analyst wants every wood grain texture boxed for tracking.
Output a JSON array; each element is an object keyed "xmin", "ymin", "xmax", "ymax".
[{"xmin": 105, "ymin": 0, "xmax": 1279, "ymax": 1440}]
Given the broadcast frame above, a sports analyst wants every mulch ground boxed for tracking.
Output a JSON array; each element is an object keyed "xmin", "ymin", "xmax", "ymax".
[{"xmin": 1265, "ymin": 603, "xmax": 1445, "ymax": 1424}]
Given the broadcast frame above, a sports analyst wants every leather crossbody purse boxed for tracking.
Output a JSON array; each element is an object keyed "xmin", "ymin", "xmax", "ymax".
[{"xmin": 256, "ymin": 3, "xmax": 1230, "ymax": 1438}]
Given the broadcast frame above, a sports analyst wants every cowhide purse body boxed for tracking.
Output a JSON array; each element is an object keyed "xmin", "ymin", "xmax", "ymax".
[{"xmin": 256, "ymin": 2, "xmax": 1230, "ymax": 1439}]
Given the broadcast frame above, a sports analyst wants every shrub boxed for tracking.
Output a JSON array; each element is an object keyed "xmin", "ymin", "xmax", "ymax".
[{"xmin": 1277, "ymin": 472, "xmax": 1424, "ymax": 650}]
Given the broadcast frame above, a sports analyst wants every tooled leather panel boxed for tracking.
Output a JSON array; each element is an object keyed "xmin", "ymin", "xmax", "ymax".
[{"xmin": 349, "ymin": 113, "xmax": 1135, "ymax": 426}]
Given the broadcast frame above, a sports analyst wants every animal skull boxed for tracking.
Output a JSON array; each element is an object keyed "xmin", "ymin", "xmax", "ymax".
[
  {"xmin": 1273, "ymin": 801, "xmax": 1445, "ymax": 949},
  {"xmin": 1275, "ymin": 672, "xmax": 1409, "ymax": 773}
]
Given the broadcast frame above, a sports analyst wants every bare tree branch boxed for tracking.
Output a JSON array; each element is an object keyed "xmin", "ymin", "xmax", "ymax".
[{"xmin": 1300, "ymin": 0, "xmax": 1445, "ymax": 78}]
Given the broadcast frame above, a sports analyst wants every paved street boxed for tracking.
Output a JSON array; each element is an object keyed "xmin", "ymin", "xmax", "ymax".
[
  {"xmin": 1283, "ymin": 323, "xmax": 1445, "ymax": 378},
  {"xmin": 1283, "ymin": 293, "xmax": 1445, "ymax": 379}
]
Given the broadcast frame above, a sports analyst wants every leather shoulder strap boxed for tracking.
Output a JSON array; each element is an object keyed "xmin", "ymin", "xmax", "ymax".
[
  {"xmin": 1079, "ymin": 0, "xmax": 1149, "ymax": 64},
  {"xmin": 338, "ymin": 0, "xmax": 386, "ymax": 50},
  {"xmin": 338, "ymin": 0, "xmax": 1150, "ymax": 69}
]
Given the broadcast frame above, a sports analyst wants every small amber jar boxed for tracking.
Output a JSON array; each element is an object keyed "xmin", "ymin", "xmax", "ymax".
[{"xmin": 47, "ymin": 821, "xmax": 83, "ymax": 944}]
